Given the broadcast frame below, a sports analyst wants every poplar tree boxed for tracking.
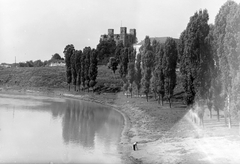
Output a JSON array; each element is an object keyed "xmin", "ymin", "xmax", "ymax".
[
  {"xmin": 119, "ymin": 47, "xmax": 129, "ymax": 82},
  {"xmin": 214, "ymin": 1, "xmax": 239, "ymax": 128},
  {"xmin": 70, "ymin": 50, "xmax": 77, "ymax": 91},
  {"xmin": 141, "ymin": 36, "xmax": 153, "ymax": 101},
  {"xmin": 83, "ymin": 47, "xmax": 91, "ymax": 92},
  {"xmin": 179, "ymin": 9, "xmax": 212, "ymax": 105},
  {"xmin": 75, "ymin": 50, "xmax": 82, "ymax": 91},
  {"xmin": 155, "ymin": 43, "xmax": 165, "ymax": 105},
  {"xmin": 89, "ymin": 49, "xmax": 98, "ymax": 91},
  {"xmin": 134, "ymin": 53, "xmax": 142, "ymax": 97},
  {"xmin": 63, "ymin": 44, "xmax": 75, "ymax": 91},
  {"xmin": 126, "ymin": 48, "xmax": 136, "ymax": 98},
  {"xmin": 163, "ymin": 38, "xmax": 178, "ymax": 108},
  {"xmin": 81, "ymin": 49, "xmax": 86, "ymax": 90},
  {"xmin": 141, "ymin": 50, "xmax": 154, "ymax": 101}
]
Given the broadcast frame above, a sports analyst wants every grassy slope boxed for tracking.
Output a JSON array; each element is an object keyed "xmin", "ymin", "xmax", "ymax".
[{"xmin": 0, "ymin": 65, "xmax": 123, "ymax": 90}]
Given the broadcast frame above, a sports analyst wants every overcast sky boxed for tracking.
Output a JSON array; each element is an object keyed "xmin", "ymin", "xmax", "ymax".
[{"xmin": 1, "ymin": 0, "xmax": 239, "ymax": 63}]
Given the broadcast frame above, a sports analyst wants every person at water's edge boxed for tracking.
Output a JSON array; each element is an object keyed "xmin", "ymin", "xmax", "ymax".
[{"xmin": 133, "ymin": 142, "xmax": 138, "ymax": 151}]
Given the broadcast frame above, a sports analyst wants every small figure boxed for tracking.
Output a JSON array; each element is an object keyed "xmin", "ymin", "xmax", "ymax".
[{"xmin": 133, "ymin": 142, "xmax": 138, "ymax": 151}]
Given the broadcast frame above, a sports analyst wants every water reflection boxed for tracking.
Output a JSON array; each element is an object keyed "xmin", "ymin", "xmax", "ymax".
[
  {"xmin": 62, "ymin": 99, "xmax": 124, "ymax": 149},
  {"xmin": 0, "ymin": 93, "xmax": 124, "ymax": 163}
]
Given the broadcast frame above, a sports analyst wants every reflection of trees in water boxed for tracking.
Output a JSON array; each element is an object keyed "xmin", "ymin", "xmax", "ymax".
[{"xmin": 61, "ymin": 99, "xmax": 124, "ymax": 149}]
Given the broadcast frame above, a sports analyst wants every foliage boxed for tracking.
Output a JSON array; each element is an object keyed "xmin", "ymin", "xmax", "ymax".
[
  {"xmin": 96, "ymin": 38, "xmax": 116, "ymax": 65},
  {"xmin": 163, "ymin": 38, "xmax": 178, "ymax": 108},
  {"xmin": 107, "ymin": 57, "xmax": 118, "ymax": 74},
  {"xmin": 70, "ymin": 50, "xmax": 77, "ymax": 90},
  {"xmin": 83, "ymin": 47, "xmax": 92, "ymax": 91},
  {"xmin": 179, "ymin": 9, "xmax": 212, "ymax": 105},
  {"xmin": 89, "ymin": 49, "xmax": 98, "ymax": 89},
  {"xmin": 75, "ymin": 50, "xmax": 82, "ymax": 91},
  {"xmin": 134, "ymin": 53, "xmax": 142, "ymax": 97},
  {"xmin": 63, "ymin": 44, "xmax": 75, "ymax": 90},
  {"xmin": 51, "ymin": 53, "xmax": 62, "ymax": 60},
  {"xmin": 119, "ymin": 47, "xmax": 129, "ymax": 81}
]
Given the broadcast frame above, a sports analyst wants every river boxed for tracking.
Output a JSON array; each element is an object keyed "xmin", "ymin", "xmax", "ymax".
[{"xmin": 0, "ymin": 93, "xmax": 124, "ymax": 163}]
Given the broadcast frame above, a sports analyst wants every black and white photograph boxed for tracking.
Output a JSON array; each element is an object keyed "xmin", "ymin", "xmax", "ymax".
[{"xmin": 0, "ymin": 0, "xmax": 240, "ymax": 163}]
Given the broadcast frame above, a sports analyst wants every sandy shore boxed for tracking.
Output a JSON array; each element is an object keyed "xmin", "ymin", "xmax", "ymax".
[{"xmin": 1, "ymin": 86, "xmax": 240, "ymax": 164}]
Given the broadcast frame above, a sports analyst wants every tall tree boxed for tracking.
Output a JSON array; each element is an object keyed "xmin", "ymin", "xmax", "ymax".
[
  {"xmin": 141, "ymin": 50, "xmax": 154, "ymax": 101},
  {"xmin": 141, "ymin": 36, "xmax": 154, "ymax": 101},
  {"xmin": 70, "ymin": 50, "xmax": 77, "ymax": 91},
  {"xmin": 214, "ymin": 1, "xmax": 239, "ymax": 128},
  {"xmin": 163, "ymin": 38, "xmax": 178, "ymax": 108},
  {"xmin": 89, "ymin": 49, "xmax": 98, "ymax": 91},
  {"xmin": 75, "ymin": 50, "xmax": 82, "ymax": 91},
  {"xmin": 119, "ymin": 47, "xmax": 129, "ymax": 83},
  {"xmin": 83, "ymin": 47, "xmax": 91, "ymax": 92},
  {"xmin": 81, "ymin": 49, "xmax": 86, "ymax": 90},
  {"xmin": 63, "ymin": 44, "xmax": 75, "ymax": 91},
  {"xmin": 126, "ymin": 48, "xmax": 136, "ymax": 98},
  {"xmin": 155, "ymin": 43, "xmax": 165, "ymax": 105},
  {"xmin": 179, "ymin": 10, "xmax": 212, "ymax": 105},
  {"xmin": 134, "ymin": 53, "xmax": 142, "ymax": 97}
]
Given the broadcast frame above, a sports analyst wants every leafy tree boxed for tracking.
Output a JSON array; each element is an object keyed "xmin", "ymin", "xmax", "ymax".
[
  {"xmin": 155, "ymin": 43, "xmax": 165, "ymax": 105},
  {"xmin": 141, "ymin": 36, "xmax": 154, "ymax": 101},
  {"xmin": 214, "ymin": 1, "xmax": 239, "ymax": 128},
  {"xmin": 26, "ymin": 60, "xmax": 34, "ymax": 67},
  {"xmin": 127, "ymin": 61, "xmax": 135, "ymax": 98},
  {"xmin": 163, "ymin": 37, "xmax": 178, "ymax": 108},
  {"xmin": 63, "ymin": 44, "xmax": 75, "ymax": 91},
  {"xmin": 96, "ymin": 38, "xmax": 116, "ymax": 65},
  {"xmin": 179, "ymin": 10, "xmax": 212, "ymax": 105},
  {"xmin": 141, "ymin": 50, "xmax": 154, "ymax": 101},
  {"xmin": 115, "ymin": 41, "xmax": 124, "ymax": 63},
  {"xmin": 33, "ymin": 60, "xmax": 43, "ymax": 67},
  {"xmin": 75, "ymin": 50, "xmax": 82, "ymax": 91},
  {"xmin": 83, "ymin": 47, "xmax": 92, "ymax": 92},
  {"xmin": 51, "ymin": 53, "xmax": 62, "ymax": 60},
  {"xmin": 134, "ymin": 53, "xmax": 142, "ymax": 97},
  {"xmin": 107, "ymin": 57, "xmax": 118, "ymax": 74},
  {"xmin": 119, "ymin": 47, "xmax": 129, "ymax": 82},
  {"xmin": 81, "ymin": 50, "xmax": 86, "ymax": 90},
  {"xmin": 70, "ymin": 51, "xmax": 77, "ymax": 91},
  {"xmin": 89, "ymin": 49, "xmax": 98, "ymax": 91},
  {"xmin": 141, "ymin": 67, "xmax": 152, "ymax": 101}
]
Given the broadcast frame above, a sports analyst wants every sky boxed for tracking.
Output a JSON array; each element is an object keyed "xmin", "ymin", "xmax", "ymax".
[{"xmin": 1, "ymin": 0, "xmax": 240, "ymax": 63}]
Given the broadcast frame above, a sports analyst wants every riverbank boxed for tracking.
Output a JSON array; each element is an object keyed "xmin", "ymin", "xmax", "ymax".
[
  {"xmin": 1, "ymin": 86, "xmax": 240, "ymax": 164},
  {"xmin": 90, "ymin": 92, "xmax": 240, "ymax": 164}
]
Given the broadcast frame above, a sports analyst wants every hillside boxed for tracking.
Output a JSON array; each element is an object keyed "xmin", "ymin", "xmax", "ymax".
[{"xmin": 0, "ymin": 65, "xmax": 123, "ymax": 91}]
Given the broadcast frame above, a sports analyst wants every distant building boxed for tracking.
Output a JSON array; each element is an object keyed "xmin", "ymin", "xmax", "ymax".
[
  {"xmin": 49, "ymin": 60, "xmax": 65, "ymax": 67},
  {"xmin": 0, "ymin": 63, "xmax": 11, "ymax": 68},
  {"xmin": 100, "ymin": 27, "xmax": 137, "ymax": 47},
  {"xmin": 133, "ymin": 37, "xmax": 179, "ymax": 54}
]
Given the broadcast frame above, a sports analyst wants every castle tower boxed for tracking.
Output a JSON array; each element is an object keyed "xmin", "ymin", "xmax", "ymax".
[
  {"xmin": 108, "ymin": 29, "xmax": 114, "ymax": 36},
  {"xmin": 130, "ymin": 29, "xmax": 136, "ymax": 44},
  {"xmin": 120, "ymin": 27, "xmax": 127, "ymax": 46},
  {"xmin": 120, "ymin": 27, "xmax": 127, "ymax": 34}
]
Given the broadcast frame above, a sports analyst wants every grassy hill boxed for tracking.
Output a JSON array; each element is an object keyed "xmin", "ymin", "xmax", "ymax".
[
  {"xmin": 0, "ymin": 65, "xmax": 183, "ymax": 96},
  {"xmin": 0, "ymin": 65, "xmax": 123, "ymax": 91}
]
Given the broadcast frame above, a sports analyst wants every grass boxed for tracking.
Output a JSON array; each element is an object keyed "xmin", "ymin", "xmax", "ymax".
[{"xmin": 0, "ymin": 65, "xmax": 123, "ymax": 90}]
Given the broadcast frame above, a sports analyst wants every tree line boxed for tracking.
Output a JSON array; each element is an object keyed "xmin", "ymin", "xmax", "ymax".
[
  {"xmin": 63, "ymin": 45, "xmax": 98, "ymax": 92},
  {"xmin": 106, "ymin": 1, "xmax": 240, "ymax": 128},
  {"xmin": 63, "ymin": 0, "xmax": 240, "ymax": 128}
]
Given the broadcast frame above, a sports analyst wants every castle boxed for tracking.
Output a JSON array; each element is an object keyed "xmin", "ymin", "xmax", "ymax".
[{"xmin": 100, "ymin": 27, "xmax": 137, "ymax": 47}]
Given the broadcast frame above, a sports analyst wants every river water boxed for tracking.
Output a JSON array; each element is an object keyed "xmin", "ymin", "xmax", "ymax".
[{"xmin": 0, "ymin": 93, "xmax": 124, "ymax": 163}]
